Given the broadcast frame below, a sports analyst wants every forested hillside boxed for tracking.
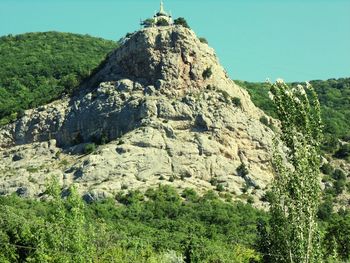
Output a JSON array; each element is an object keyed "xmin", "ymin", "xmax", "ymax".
[
  {"xmin": 237, "ymin": 78, "xmax": 350, "ymax": 156},
  {"xmin": 0, "ymin": 32, "xmax": 117, "ymax": 125}
]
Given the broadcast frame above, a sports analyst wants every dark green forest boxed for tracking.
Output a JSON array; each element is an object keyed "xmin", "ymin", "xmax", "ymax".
[{"xmin": 0, "ymin": 32, "xmax": 117, "ymax": 125}]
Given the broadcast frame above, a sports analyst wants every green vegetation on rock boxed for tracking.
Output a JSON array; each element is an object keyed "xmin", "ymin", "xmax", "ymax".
[{"xmin": 174, "ymin": 17, "xmax": 190, "ymax": 28}]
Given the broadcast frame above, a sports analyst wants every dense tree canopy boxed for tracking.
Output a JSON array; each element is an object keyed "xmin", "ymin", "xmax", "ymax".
[
  {"xmin": 0, "ymin": 32, "xmax": 117, "ymax": 125},
  {"xmin": 0, "ymin": 184, "xmax": 349, "ymax": 262},
  {"xmin": 237, "ymin": 78, "xmax": 350, "ymax": 155},
  {"xmin": 174, "ymin": 17, "xmax": 190, "ymax": 28},
  {"xmin": 0, "ymin": 185, "xmax": 265, "ymax": 262}
]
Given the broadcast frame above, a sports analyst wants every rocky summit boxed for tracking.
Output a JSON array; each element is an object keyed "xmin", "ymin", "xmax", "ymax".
[{"xmin": 0, "ymin": 26, "xmax": 275, "ymax": 204}]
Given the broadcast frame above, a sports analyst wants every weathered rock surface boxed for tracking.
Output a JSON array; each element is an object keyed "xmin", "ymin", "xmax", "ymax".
[{"xmin": 0, "ymin": 26, "xmax": 275, "ymax": 205}]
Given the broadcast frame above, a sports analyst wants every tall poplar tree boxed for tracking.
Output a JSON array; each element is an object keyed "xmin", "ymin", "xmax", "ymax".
[{"xmin": 268, "ymin": 80, "xmax": 323, "ymax": 263}]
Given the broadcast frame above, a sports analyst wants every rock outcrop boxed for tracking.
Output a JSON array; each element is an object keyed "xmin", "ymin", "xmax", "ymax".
[{"xmin": 0, "ymin": 26, "xmax": 275, "ymax": 204}]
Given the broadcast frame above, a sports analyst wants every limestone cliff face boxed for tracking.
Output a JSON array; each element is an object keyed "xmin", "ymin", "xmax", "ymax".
[{"xmin": 0, "ymin": 26, "xmax": 275, "ymax": 204}]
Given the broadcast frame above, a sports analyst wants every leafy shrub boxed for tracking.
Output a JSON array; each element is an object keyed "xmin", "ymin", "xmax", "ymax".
[
  {"xmin": 199, "ymin": 37, "xmax": 208, "ymax": 44},
  {"xmin": 330, "ymin": 169, "xmax": 347, "ymax": 195},
  {"xmin": 216, "ymin": 183, "xmax": 225, "ymax": 192},
  {"xmin": 202, "ymin": 67, "xmax": 212, "ymax": 79},
  {"xmin": 317, "ymin": 198, "xmax": 334, "ymax": 221},
  {"xmin": 232, "ymin": 97, "xmax": 242, "ymax": 107},
  {"xmin": 59, "ymin": 159, "xmax": 69, "ymax": 167},
  {"xmin": 334, "ymin": 169, "xmax": 346, "ymax": 179},
  {"xmin": 259, "ymin": 116, "xmax": 269, "ymax": 126},
  {"xmin": 260, "ymin": 190, "xmax": 274, "ymax": 203},
  {"xmin": 121, "ymin": 184, "xmax": 128, "ymax": 190},
  {"xmin": 92, "ymin": 133, "xmax": 108, "ymax": 145},
  {"xmin": 216, "ymin": 90, "xmax": 231, "ymax": 103},
  {"xmin": 181, "ymin": 188, "xmax": 198, "ymax": 202},
  {"xmin": 209, "ymin": 178, "xmax": 218, "ymax": 186},
  {"xmin": 321, "ymin": 163, "xmax": 334, "ymax": 175},
  {"xmin": 26, "ymin": 166, "xmax": 40, "ymax": 173},
  {"xmin": 156, "ymin": 18, "xmax": 170, "ymax": 27},
  {"xmin": 334, "ymin": 144, "xmax": 350, "ymax": 160},
  {"xmin": 160, "ymin": 250, "xmax": 184, "ymax": 263},
  {"xmin": 10, "ymin": 184, "xmax": 348, "ymax": 262},
  {"xmin": 334, "ymin": 179, "xmax": 346, "ymax": 195},
  {"xmin": 247, "ymin": 196, "xmax": 254, "ymax": 204},
  {"xmin": 322, "ymin": 136, "xmax": 340, "ymax": 154},
  {"xmin": 83, "ymin": 143, "xmax": 96, "ymax": 154},
  {"xmin": 141, "ymin": 18, "xmax": 155, "ymax": 28},
  {"xmin": 174, "ymin": 17, "xmax": 190, "ymax": 28},
  {"xmin": 324, "ymin": 213, "xmax": 350, "ymax": 261},
  {"xmin": 237, "ymin": 163, "xmax": 249, "ymax": 177}
]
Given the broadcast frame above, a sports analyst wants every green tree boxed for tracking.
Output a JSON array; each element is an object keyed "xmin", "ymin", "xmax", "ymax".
[
  {"xmin": 141, "ymin": 18, "xmax": 155, "ymax": 28},
  {"xmin": 31, "ymin": 178, "xmax": 96, "ymax": 262},
  {"xmin": 156, "ymin": 18, "xmax": 170, "ymax": 27},
  {"xmin": 333, "ymin": 143, "xmax": 350, "ymax": 160},
  {"xmin": 174, "ymin": 17, "xmax": 190, "ymax": 28},
  {"xmin": 324, "ymin": 213, "xmax": 350, "ymax": 261},
  {"xmin": 268, "ymin": 80, "xmax": 323, "ymax": 263},
  {"xmin": 198, "ymin": 37, "xmax": 208, "ymax": 44},
  {"xmin": 202, "ymin": 67, "xmax": 212, "ymax": 79}
]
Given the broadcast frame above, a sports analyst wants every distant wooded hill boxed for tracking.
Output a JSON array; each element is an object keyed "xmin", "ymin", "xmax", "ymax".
[
  {"xmin": 237, "ymin": 79, "xmax": 350, "ymax": 155},
  {"xmin": 0, "ymin": 32, "xmax": 117, "ymax": 125},
  {"xmin": 0, "ymin": 31, "xmax": 348, "ymax": 155}
]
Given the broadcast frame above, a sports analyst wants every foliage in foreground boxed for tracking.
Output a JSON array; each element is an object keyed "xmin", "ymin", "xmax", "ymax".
[
  {"xmin": 0, "ymin": 182, "xmax": 349, "ymax": 262},
  {"xmin": 0, "ymin": 183, "xmax": 264, "ymax": 262},
  {"xmin": 267, "ymin": 81, "xmax": 323, "ymax": 262}
]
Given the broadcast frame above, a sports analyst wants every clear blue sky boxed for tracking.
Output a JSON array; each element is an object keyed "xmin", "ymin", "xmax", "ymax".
[{"xmin": 0, "ymin": 0, "xmax": 349, "ymax": 82}]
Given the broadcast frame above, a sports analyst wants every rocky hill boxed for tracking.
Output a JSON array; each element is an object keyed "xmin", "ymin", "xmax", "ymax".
[{"xmin": 0, "ymin": 26, "xmax": 275, "ymax": 203}]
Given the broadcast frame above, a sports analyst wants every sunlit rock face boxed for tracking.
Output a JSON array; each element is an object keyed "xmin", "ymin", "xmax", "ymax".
[{"xmin": 0, "ymin": 26, "xmax": 275, "ymax": 205}]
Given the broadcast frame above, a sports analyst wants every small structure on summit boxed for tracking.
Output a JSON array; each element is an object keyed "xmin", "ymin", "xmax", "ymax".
[{"xmin": 141, "ymin": 0, "xmax": 173, "ymax": 28}]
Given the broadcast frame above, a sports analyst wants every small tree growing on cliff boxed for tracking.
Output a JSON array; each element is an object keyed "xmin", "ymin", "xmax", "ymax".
[
  {"xmin": 174, "ymin": 17, "xmax": 190, "ymax": 28},
  {"xmin": 268, "ymin": 80, "xmax": 323, "ymax": 263},
  {"xmin": 141, "ymin": 18, "xmax": 155, "ymax": 28},
  {"xmin": 156, "ymin": 18, "xmax": 170, "ymax": 27}
]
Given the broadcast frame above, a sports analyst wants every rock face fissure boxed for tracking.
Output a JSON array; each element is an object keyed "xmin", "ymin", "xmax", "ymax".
[{"xmin": 0, "ymin": 26, "xmax": 275, "ymax": 205}]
